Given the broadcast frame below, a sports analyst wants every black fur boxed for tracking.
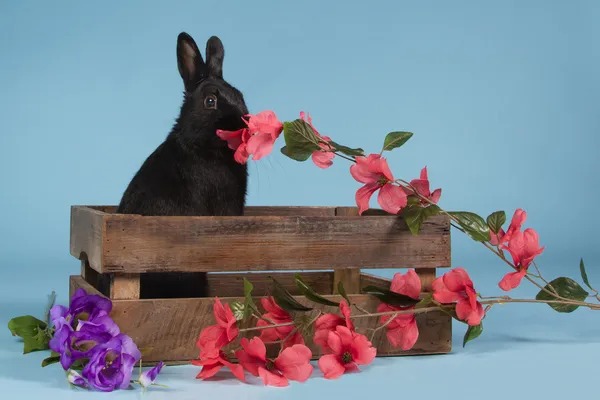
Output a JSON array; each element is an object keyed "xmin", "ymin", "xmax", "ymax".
[{"xmin": 115, "ymin": 32, "xmax": 249, "ymax": 299}]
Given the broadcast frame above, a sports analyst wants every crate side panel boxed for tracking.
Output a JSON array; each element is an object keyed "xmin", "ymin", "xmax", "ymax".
[
  {"xmin": 70, "ymin": 206, "xmax": 107, "ymax": 272},
  {"xmin": 103, "ymin": 214, "xmax": 450, "ymax": 273},
  {"xmin": 107, "ymin": 295, "xmax": 451, "ymax": 364}
]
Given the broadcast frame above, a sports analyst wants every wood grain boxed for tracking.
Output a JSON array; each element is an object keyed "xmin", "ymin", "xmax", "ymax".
[
  {"xmin": 333, "ymin": 268, "xmax": 361, "ymax": 294},
  {"xmin": 93, "ymin": 212, "xmax": 450, "ymax": 274},
  {"xmin": 205, "ymin": 271, "xmax": 334, "ymax": 297},
  {"xmin": 110, "ymin": 274, "xmax": 141, "ymax": 300},
  {"xmin": 87, "ymin": 205, "xmax": 337, "ymax": 217},
  {"xmin": 70, "ymin": 206, "xmax": 106, "ymax": 272},
  {"xmin": 70, "ymin": 275, "xmax": 452, "ymax": 365}
]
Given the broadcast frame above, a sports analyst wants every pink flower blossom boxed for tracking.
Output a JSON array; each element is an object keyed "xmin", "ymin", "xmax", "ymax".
[
  {"xmin": 377, "ymin": 269, "xmax": 421, "ymax": 350},
  {"xmin": 350, "ymin": 154, "xmax": 407, "ymax": 215},
  {"xmin": 402, "ymin": 166, "xmax": 442, "ymax": 204},
  {"xmin": 317, "ymin": 326, "xmax": 376, "ymax": 379},
  {"xmin": 314, "ymin": 300, "xmax": 354, "ymax": 353},
  {"xmin": 235, "ymin": 337, "xmax": 313, "ymax": 387},
  {"xmin": 499, "ymin": 228, "xmax": 545, "ymax": 291},
  {"xmin": 192, "ymin": 350, "xmax": 246, "ymax": 382},
  {"xmin": 299, "ymin": 111, "xmax": 335, "ymax": 169},
  {"xmin": 196, "ymin": 297, "xmax": 238, "ymax": 359},
  {"xmin": 432, "ymin": 268, "xmax": 485, "ymax": 326},
  {"xmin": 216, "ymin": 110, "xmax": 283, "ymax": 163},
  {"xmin": 256, "ymin": 297, "xmax": 304, "ymax": 349}
]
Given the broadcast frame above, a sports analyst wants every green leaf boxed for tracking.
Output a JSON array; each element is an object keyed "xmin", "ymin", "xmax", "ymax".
[
  {"xmin": 382, "ymin": 131, "xmax": 413, "ymax": 152},
  {"xmin": 361, "ymin": 285, "xmax": 421, "ymax": 307},
  {"xmin": 329, "ymin": 141, "xmax": 365, "ymax": 157},
  {"xmin": 243, "ymin": 278, "xmax": 258, "ymax": 319},
  {"xmin": 449, "ymin": 212, "xmax": 491, "ymax": 242},
  {"xmin": 230, "ymin": 301, "xmax": 246, "ymax": 321},
  {"xmin": 269, "ymin": 277, "xmax": 313, "ymax": 313},
  {"xmin": 535, "ymin": 277, "xmax": 589, "ymax": 313},
  {"xmin": 486, "ymin": 211, "xmax": 506, "ymax": 235},
  {"xmin": 294, "ymin": 273, "xmax": 340, "ymax": 307},
  {"xmin": 23, "ymin": 335, "xmax": 49, "ymax": 354},
  {"xmin": 401, "ymin": 204, "xmax": 441, "ymax": 235},
  {"xmin": 579, "ymin": 258, "xmax": 594, "ymax": 292},
  {"xmin": 41, "ymin": 355, "xmax": 61, "ymax": 367},
  {"xmin": 8, "ymin": 315, "xmax": 47, "ymax": 338},
  {"xmin": 281, "ymin": 120, "xmax": 321, "ymax": 162},
  {"xmin": 337, "ymin": 281, "xmax": 352, "ymax": 304},
  {"xmin": 415, "ymin": 292, "xmax": 433, "ymax": 307},
  {"xmin": 463, "ymin": 322, "xmax": 483, "ymax": 347}
]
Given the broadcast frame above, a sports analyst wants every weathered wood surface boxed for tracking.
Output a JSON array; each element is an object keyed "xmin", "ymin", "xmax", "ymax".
[
  {"xmin": 70, "ymin": 275, "xmax": 452, "ymax": 365},
  {"xmin": 205, "ymin": 271, "xmax": 336, "ymax": 297},
  {"xmin": 70, "ymin": 205, "xmax": 451, "ymax": 274}
]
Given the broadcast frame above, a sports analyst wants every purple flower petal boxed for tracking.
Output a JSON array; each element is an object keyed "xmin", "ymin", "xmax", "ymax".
[
  {"xmin": 69, "ymin": 293, "xmax": 112, "ymax": 319},
  {"xmin": 67, "ymin": 370, "xmax": 88, "ymax": 388},
  {"xmin": 49, "ymin": 305, "xmax": 68, "ymax": 327},
  {"xmin": 139, "ymin": 361, "xmax": 164, "ymax": 388}
]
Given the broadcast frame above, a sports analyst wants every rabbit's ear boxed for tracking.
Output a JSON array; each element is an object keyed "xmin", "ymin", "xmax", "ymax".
[
  {"xmin": 177, "ymin": 32, "xmax": 205, "ymax": 92},
  {"xmin": 205, "ymin": 36, "xmax": 224, "ymax": 78}
]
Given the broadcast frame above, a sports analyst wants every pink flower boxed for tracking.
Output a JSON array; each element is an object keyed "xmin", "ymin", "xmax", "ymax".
[
  {"xmin": 402, "ymin": 166, "xmax": 442, "ymax": 204},
  {"xmin": 196, "ymin": 297, "xmax": 238, "ymax": 359},
  {"xmin": 500, "ymin": 209, "xmax": 527, "ymax": 244},
  {"xmin": 314, "ymin": 300, "xmax": 354, "ymax": 353},
  {"xmin": 300, "ymin": 111, "xmax": 335, "ymax": 169},
  {"xmin": 256, "ymin": 297, "xmax": 304, "ymax": 349},
  {"xmin": 192, "ymin": 350, "xmax": 246, "ymax": 382},
  {"xmin": 499, "ymin": 228, "xmax": 545, "ymax": 291},
  {"xmin": 489, "ymin": 209, "xmax": 527, "ymax": 246},
  {"xmin": 235, "ymin": 337, "xmax": 313, "ymax": 387},
  {"xmin": 317, "ymin": 326, "xmax": 376, "ymax": 379},
  {"xmin": 245, "ymin": 110, "xmax": 283, "ymax": 160},
  {"xmin": 377, "ymin": 269, "xmax": 421, "ymax": 350},
  {"xmin": 350, "ymin": 154, "xmax": 407, "ymax": 215},
  {"xmin": 432, "ymin": 268, "xmax": 484, "ymax": 326},
  {"xmin": 216, "ymin": 128, "xmax": 251, "ymax": 164},
  {"xmin": 216, "ymin": 110, "xmax": 283, "ymax": 163}
]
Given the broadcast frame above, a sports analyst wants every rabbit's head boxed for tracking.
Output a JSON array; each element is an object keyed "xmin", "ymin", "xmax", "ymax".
[{"xmin": 175, "ymin": 32, "xmax": 249, "ymax": 145}]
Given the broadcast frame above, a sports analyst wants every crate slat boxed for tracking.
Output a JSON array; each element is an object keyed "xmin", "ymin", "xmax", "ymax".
[
  {"xmin": 70, "ymin": 275, "xmax": 452, "ymax": 365},
  {"xmin": 70, "ymin": 206, "xmax": 451, "ymax": 274}
]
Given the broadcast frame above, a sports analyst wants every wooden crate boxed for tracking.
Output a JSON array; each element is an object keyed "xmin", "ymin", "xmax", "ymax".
[{"xmin": 69, "ymin": 205, "xmax": 452, "ymax": 365}]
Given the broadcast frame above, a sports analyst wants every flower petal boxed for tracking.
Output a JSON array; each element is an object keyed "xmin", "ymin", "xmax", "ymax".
[
  {"xmin": 386, "ymin": 318, "xmax": 419, "ymax": 350},
  {"xmin": 498, "ymin": 269, "xmax": 527, "ymax": 292},
  {"xmin": 275, "ymin": 344, "xmax": 313, "ymax": 382},
  {"xmin": 350, "ymin": 333, "xmax": 376, "ymax": 365},
  {"xmin": 246, "ymin": 131, "xmax": 276, "ymax": 160},
  {"xmin": 390, "ymin": 269, "xmax": 422, "ymax": 299},
  {"xmin": 311, "ymin": 150, "xmax": 335, "ymax": 169},
  {"xmin": 377, "ymin": 183, "xmax": 408, "ymax": 214},
  {"xmin": 355, "ymin": 182, "xmax": 379, "ymax": 215},
  {"xmin": 318, "ymin": 354, "xmax": 345, "ymax": 380},
  {"xmin": 258, "ymin": 367, "xmax": 289, "ymax": 387}
]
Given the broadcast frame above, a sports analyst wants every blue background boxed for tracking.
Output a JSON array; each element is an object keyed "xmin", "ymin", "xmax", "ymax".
[{"xmin": 1, "ymin": 0, "xmax": 599, "ymax": 398}]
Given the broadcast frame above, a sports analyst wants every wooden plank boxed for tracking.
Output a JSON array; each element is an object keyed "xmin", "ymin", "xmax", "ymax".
[
  {"xmin": 110, "ymin": 273, "xmax": 141, "ymax": 300},
  {"xmin": 360, "ymin": 272, "xmax": 392, "ymax": 289},
  {"xmin": 88, "ymin": 205, "xmax": 336, "ymax": 217},
  {"xmin": 70, "ymin": 275, "xmax": 451, "ymax": 365},
  {"xmin": 417, "ymin": 268, "xmax": 437, "ymax": 292},
  {"xmin": 333, "ymin": 268, "xmax": 361, "ymax": 294},
  {"xmin": 98, "ymin": 214, "xmax": 449, "ymax": 274},
  {"xmin": 205, "ymin": 271, "xmax": 334, "ymax": 297},
  {"xmin": 70, "ymin": 206, "xmax": 106, "ymax": 272}
]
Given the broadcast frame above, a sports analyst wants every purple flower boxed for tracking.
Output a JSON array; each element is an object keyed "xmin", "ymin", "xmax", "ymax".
[
  {"xmin": 61, "ymin": 324, "xmax": 114, "ymax": 370},
  {"xmin": 82, "ymin": 334, "xmax": 141, "ymax": 392},
  {"xmin": 139, "ymin": 361, "xmax": 164, "ymax": 389},
  {"xmin": 50, "ymin": 289, "xmax": 118, "ymax": 366},
  {"xmin": 67, "ymin": 370, "xmax": 88, "ymax": 389}
]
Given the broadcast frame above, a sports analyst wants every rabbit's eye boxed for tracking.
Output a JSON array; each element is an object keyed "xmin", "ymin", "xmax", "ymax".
[{"xmin": 204, "ymin": 95, "xmax": 217, "ymax": 109}]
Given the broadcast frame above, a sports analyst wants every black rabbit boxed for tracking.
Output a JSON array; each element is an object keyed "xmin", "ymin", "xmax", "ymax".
[{"xmin": 115, "ymin": 32, "xmax": 249, "ymax": 299}]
